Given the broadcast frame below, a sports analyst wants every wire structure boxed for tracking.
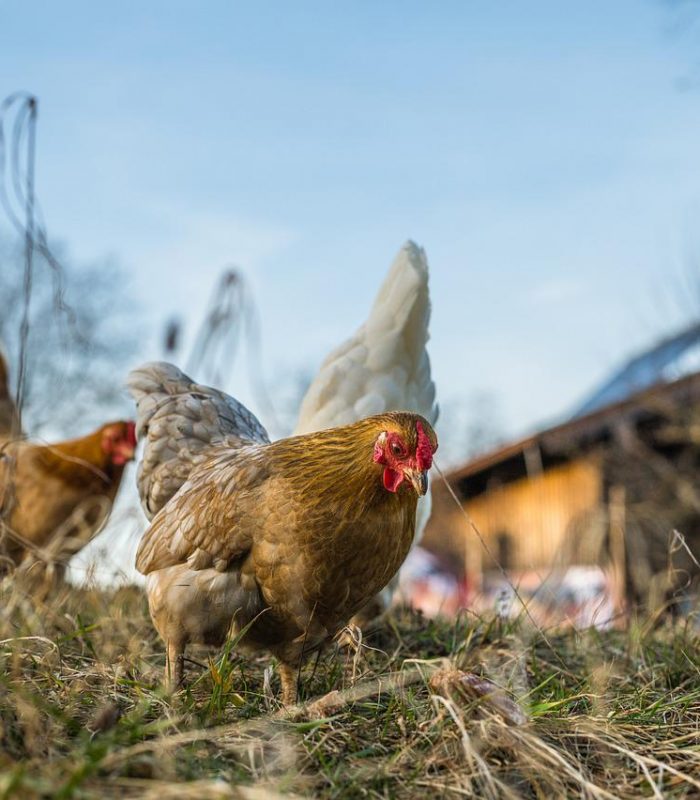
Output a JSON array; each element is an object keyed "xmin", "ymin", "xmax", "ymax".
[
  {"xmin": 184, "ymin": 266, "xmax": 281, "ymax": 434},
  {"xmin": 0, "ymin": 93, "xmax": 82, "ymax": 430}
]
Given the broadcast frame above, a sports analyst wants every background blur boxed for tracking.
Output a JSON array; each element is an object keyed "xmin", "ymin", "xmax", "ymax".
[{"xmin": 2, "ymin": 0, "xmax": 700, "ymax": 605}]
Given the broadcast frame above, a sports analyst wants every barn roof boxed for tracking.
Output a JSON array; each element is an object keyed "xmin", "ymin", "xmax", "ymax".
[
  {"xmin": 572, "ymin": 322, "xmax": 700, "ymax": 418},
  {"xmin": 445, "ymin": 323, "xmax": 700, "ymax": 493},
  {"xmin": 445, "ymin": 369, "xmax": 700, "ymax": 493}
]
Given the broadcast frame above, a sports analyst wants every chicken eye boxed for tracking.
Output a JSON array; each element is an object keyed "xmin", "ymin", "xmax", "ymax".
[{"xmin": 390, "ymin": 441, "xmax": 404, "ymax": 457}]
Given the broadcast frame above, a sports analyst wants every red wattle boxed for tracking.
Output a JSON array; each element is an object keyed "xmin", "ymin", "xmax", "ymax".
[{"xmin": 383, "ymin": 467, "xmax": 404, "ymax": 492}]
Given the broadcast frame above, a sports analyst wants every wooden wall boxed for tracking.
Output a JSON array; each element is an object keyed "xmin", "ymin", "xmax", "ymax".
[{"xmin": 425, "ymin": 456, "xmax": 603, "ymax": 582}]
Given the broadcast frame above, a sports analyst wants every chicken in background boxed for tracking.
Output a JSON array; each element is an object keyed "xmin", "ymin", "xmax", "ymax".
[
  {"xmin": 0, "ymin": 421, "xmax": 136, "ymax": 584},
  {"xmin": 128, "ymin": 362, "xmax": 437, "ymax": 702},
  {"xmin": 295, "ymin": 240, "xmax": 438, "ymax": 622}
]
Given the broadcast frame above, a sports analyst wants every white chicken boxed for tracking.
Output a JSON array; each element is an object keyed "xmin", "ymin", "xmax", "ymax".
[{"xmin": 295, "ymin": 240, "xmax": 438, "ymax": 621}]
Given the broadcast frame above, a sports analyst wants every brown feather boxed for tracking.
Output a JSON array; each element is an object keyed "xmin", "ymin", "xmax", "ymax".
[
  {"xmin": 0, "ymin": 421, "xmax": 134, "ymax": 573},
  {"xmin": 137, "ymin": 411, "xmax": 438, "ymax": 698}
]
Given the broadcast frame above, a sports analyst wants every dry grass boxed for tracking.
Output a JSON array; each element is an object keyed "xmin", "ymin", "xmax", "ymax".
[{"xmin": 0, "ymin": 578, "xmax": 698, "ymax": 799}]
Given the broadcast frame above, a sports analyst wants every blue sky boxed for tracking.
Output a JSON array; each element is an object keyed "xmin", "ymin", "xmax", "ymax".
[{"xmin": 2, "ymin": 0, "xmax": 700, "ymax": 445}]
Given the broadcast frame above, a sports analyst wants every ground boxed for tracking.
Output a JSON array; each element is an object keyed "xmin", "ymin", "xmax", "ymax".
[{"xmin": 0, "ymin": 581, "xmax": 698, "ymax": 799}]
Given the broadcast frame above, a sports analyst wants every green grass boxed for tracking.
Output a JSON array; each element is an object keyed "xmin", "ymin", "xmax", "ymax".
[{"xmin": 0, "ymin": 579, "xmax": 698, "ymax": 799}]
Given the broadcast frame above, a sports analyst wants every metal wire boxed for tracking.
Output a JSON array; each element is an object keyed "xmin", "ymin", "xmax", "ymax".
[{"xmin": 434, "ymin": 460, "xmax": 569, "ymax": 669}]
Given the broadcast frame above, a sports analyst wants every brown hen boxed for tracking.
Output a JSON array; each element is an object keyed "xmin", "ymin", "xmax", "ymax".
[
  {"xmin": 0, "ymin": 421, "xmax": 136, "ymax": 580},
  {"xmin": 128, "ymin": 362, "xmax": 437, "ymax": 703}
]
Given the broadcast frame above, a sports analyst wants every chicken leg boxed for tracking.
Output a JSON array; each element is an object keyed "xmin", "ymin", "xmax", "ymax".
[
  {"xmin": 165, "ymin": 638, "xmax": 185, "ymax": 691},
  {"xmin": 278, "ymin": 662, "xmax": 298, "ymax": 706}
]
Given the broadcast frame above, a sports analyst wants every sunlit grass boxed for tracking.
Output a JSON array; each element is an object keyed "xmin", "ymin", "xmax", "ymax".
[{"xmin": 0, "ymin": 578, "xmax": 698, "ymax": 799}]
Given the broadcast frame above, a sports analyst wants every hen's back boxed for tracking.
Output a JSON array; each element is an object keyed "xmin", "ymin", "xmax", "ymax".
[{"xmin": 127, "ymin": 362, "xmax": 270, "ymax": 519}]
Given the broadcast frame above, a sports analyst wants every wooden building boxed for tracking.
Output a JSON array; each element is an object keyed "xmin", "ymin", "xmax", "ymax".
[{"xmin": 424, "ymin": 367, "xmax": 700, "ymax": 607}]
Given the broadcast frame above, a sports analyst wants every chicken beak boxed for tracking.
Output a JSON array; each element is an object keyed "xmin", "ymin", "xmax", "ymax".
[
  {"xmin": 404, "ymin": 468, "xmax": 429, "ymax": 496},
  {"xmin": 115, "ymin": 444, "xmax": 136, "ymax": 464}
]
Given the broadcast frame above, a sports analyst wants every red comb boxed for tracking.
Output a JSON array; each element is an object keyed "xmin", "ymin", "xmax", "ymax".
[
  {"xmin": 125, "ymin": 421, "xmax": 137, "ymax": 447},
  {"xmin": 415, "ymin": 421, "xmax": 434, "ymax": 470}
]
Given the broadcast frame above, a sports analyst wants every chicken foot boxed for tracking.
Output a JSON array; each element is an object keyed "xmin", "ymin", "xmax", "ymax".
[
  {"xmin": 164, "ymin": 640, "xmax": 297, "ymax": 706},
  {"xmin": 278, "ymin": 662, "xmax": 299, "ymax": 706},
  {"xmin": 165, "ymin": 639, "xmax": 185, "ymax": 691}
]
